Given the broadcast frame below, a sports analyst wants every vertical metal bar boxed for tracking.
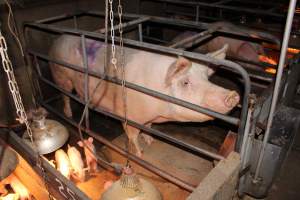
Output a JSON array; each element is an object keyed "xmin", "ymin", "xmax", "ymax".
[
  {"xmin": 104, "ymin": 0, "xmax": 109, "ymax": 74},
  {"xmin": 33, "ymin": 55, "xmax": 43, "ymax": 102},
  {"xmin": 240, "ymin": 106, "xmax": 253, "ymax": 165},
  {"xmin": 73, "ymin": 16, "xmax": 78, "ymax": 29},
  {"xmin": 253, "ymin": 0, "xmax": 297, "ymax": 181},
  {"xmin": 196, "ymin": 6, "xmax": 199, "ymax": 22},
  {"xmin": 81, "ymin": 35, "xmax": 89, "ymax": 129},
  {"xmin": 138, "ymin": 23, "xmax": 143, "ymax": 42},
  {"xmin": 137, "ymin": 0, "xmax": 141, "ymax": 14}
]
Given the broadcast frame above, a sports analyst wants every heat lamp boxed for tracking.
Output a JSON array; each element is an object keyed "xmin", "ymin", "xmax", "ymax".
[
  {"xmin": 101, "ymin": 165, "xmax": 162, "ymax": 200},
  {"xmin": 23, "ymin": 108, "xmax": 69, "ymax": 155}
]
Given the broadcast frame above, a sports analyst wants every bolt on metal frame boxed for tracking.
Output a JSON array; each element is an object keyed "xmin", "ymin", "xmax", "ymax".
[{"xmin": 23, "ymin": 11, "xmax": 252, "ymax": 192}]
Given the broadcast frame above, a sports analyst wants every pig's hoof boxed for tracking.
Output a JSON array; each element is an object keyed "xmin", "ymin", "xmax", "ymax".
[
  {"xmin": 141, "ymin": 133, "xmax": 154, "ymax": 146},
  {"xmin": 64, "ymin": 108, "xmax": 73, "ymax": 118},
  {"xmin": 136, "ymin": 150, "xmax": 143, "ymax": 158}
]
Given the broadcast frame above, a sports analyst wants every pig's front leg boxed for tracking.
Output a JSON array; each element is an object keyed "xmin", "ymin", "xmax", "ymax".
[
  {"xmin": 141, "ymin": 123, "xmax": 154, "ymax": 146},
  {"xmin": 63, "ymin": 96, "xmax": 73, "ymax": 118},
  {"xmin": 124, "ymin": 125, "xmax": 142, "ymax": 157}
]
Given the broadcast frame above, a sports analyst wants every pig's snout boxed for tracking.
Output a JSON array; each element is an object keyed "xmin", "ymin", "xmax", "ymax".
[{"xmin": 225, "ymin": 91, "xmax": 240, "ymax": 108}]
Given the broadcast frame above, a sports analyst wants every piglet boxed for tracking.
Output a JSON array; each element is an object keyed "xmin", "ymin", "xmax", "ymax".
[
  {"xmin": 77, "ymin": 137, "xmax": 98, "ymax": 173},
  {"xmin": 55, "ymin": 149, "xmax": 72, "ymax": 179},
  {"xmin": 4, "ymin": 174, "xmax": 31, "ymax": 200},
  {"xmin": 1, "ymin": 193, "xmax": 19, "ymax": 200},
  {"xmin": 67, "ymin": 145, "xmax": 86, "ymax": 182}
]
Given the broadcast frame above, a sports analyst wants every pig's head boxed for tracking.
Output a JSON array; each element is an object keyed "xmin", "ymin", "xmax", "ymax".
[
  {"xmin": 236, "ymin": 42, "xmax": 265, "ymax": 70},
  {"xmin": 165, "ymin": 44, "xmax": 240, "ymax": 122}
]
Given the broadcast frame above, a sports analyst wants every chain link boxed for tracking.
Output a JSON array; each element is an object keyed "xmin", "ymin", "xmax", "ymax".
[
  {"xmin": 109, "ymin": 0, "xmax": 118, "ymax": 69},
  {"xmin": 0, "ymin": 30, "xmax": 53, "ymax": 200}
]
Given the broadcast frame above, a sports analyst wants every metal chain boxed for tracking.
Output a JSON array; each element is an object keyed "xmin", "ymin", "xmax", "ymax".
[
  {"xmin": 0, "ymin": 30, "xmax": 53, "ymax": 200},
  {"xmin": 109, "ymin": 0, "xmax": 117, "ymax": 69},
  {"xmin": 0, "ymin": 31, "xmax": 33, "ymax": 142},
  {"xmin": 117, "ymin": 0, "xmax": 130, "ymax": 165}
]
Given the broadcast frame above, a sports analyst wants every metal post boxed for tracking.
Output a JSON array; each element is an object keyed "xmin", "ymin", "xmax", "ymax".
[
  {"xmin": 138, "ymin": 24, "xmax": 143, "ymax": 42},
  {"xmin": 81, "ymin": 35, "xmax": 90, "ymax": 129},
  {"xmin": 73, "ymin": 16, "xmax": 78, "ymax": 29},
  {"xmin": 253, "ymin": 0, "xmax": 297, "ymax": 181},
  {"xmin": 196, "ymin": 6, "xmax": 199, "ymax": 22}
]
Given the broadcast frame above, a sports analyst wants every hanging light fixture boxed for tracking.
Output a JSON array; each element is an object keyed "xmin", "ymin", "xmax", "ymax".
[
  {"xmin": 101, "ymin": 166, "xmax": 162, "ymax": 200},
  {"xmin": 23, "ymin": 108, "xmax": 69, "ymax": 155}
]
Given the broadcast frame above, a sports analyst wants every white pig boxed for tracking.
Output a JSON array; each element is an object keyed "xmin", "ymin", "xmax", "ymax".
[
  {"xmin": 77, "ymin": 137, "xmax": 98, "ymax": 173},
  {"xmin": 67, "ymin": 145, "xmax": 86, "ymax": 182},
  {"xmin": 49, "ymin": 35, "xmax": 240, "ymax": 157},
  {"xmin": 55, "ymin": 149, "xmax": 71, "ymax": 179}
]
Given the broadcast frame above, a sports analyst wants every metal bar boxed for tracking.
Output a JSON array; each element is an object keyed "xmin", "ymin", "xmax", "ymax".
[
  {"xmin": 169, "ymin": 28, "xmax": 216, "ymax": 48},
  {"xmin": 98, "ymin": 17, "xmax": 151, "ymax": 34},
  {"xmin": 73, "ymin": 16, "xmax": 78, "ymax": 29},
  {"xmin": 213, "ymin": 0, "xmax": 233, "ymax": 5},
  {"xmin": 143, "ymin": 36, "xmax": 168, "ymax": 44},
  {"xmin": 81, "ymin": 35, "xmax": 90, "ymax": 128},
  {"xmin": 38, "ymin": 75, "xmax": 225, "ymax": 161},
  {"xmin": 253, "ymin": 0, "xmax": 297, "ymax": 181},
  {"xmin": 35, "ymin": 11, "xmax": 84, "ymax": 24},
  {"xmin": 29, "ymin": 49, "xmax": 240, "ymax": 126},
  {"xmin": 87, "ymin": 11, "xmax": 281, "ymax": 45},
  {"xmin": 138, "ymin": 24, "xmax": 143, "ymax": 42},
  {"xmin": 141, "ymin": 0, "xmax": 285, "ymax": 18},
  {"xmin": 195, "ymin": 6, "xmax": 199, "ymax": 22},
  {"xmin": 41, "ymin": 102, "xmax": 196, "ymax": 192}
]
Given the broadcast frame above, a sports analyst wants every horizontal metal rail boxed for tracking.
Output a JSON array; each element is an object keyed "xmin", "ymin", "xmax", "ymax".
[
  {"xmin": 98, "ymin": 16, "xmax": 151, "ymax": 33},
  {"xmin": 140, "ymin": 0, "xmax": 286, "ymax": 18},
  {"xmin": 87, "ymin": 11, "xmax": 280, "ymax": 45},
  {"xmin": 41, "ymin": 101, "xmax": 196, "ymax": 192},
  {"xmin": 34, "ymin": 62, "xmax": 225, "ymax": 161}
]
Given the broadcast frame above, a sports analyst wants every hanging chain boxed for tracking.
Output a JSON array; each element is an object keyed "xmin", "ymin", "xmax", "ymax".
[
  {"xmin": 109, "ymin": 0, "xmax": 117, "ymax": 69},
  {"xmin": 0, "ymin": 31, "xmax": 33, "ymax": 142},
  {"xmin": 108, "ymin": 0, "xmax": 129, "ymax": 164},
  {"xmin": 0, "ymin": 30, "xmax": 54, "ymax": 200},
  {"xmin": 117, "ymin": 0, "xmax": 130, "ymax": 166}
]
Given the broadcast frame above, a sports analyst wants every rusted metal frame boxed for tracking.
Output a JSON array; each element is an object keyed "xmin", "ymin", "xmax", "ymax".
[
  {"xmin": 0, "ymin": 131, "xmax": 90, "ymax": 200},
  {"xmin": 24, "ymin": 15, "xmax": 250, "ymax": 151},
  {"xmin": 98, "ymin": 16, "xmax": 151, "ymax": 34},
  {"xmin": 40, "ymin": 97, "xmax": 197, "ymax": 192}
]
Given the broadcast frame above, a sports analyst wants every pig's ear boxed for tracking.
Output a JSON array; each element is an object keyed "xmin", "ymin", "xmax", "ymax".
[
  {"xmin": 207, "ymin": 44, "xmax": 228, "ymax": 60},
  {"xmin": 88, "ymin": 137, "xmax": 93, "ymax": 143},
  {"xmin": 165, "ymin": 57, "xmax": 192, "ymax": 86},
  {"xmin": 77, "ymin": 141, "xmax": 83, "ymax": 147}
]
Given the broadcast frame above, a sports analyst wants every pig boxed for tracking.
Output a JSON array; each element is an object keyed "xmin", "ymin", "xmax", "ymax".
[
  {"xmin": 49, "ymin": 34, "xmax": 240, "ymax": 157},
  {"xmin": 170, "ymin": 21, "xmax": 278, "ymax": 71},
  {"xmin": 55, "ymin": 149, "xmax": 72, "ymax": 179},
  {"xmin": 67, "ymin": 145, "xmax": 86, "ymax": 182},
  {"xmin": 77, "ymin": 137, "xmax": 98, "ymax": 173}
]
